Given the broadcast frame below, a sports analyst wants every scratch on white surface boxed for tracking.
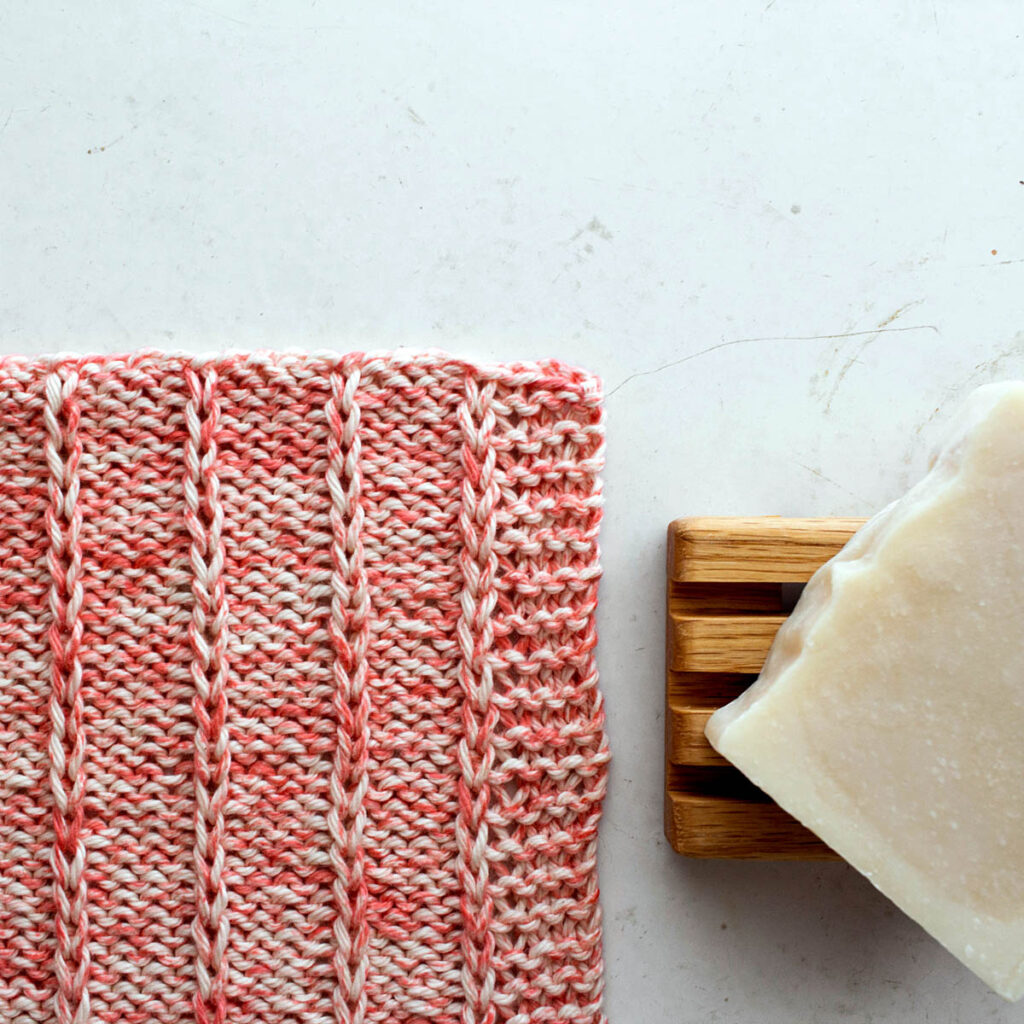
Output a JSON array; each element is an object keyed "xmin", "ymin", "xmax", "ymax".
[
  {"xmin": 793, "ymin": 461, "xmax": 870, "ymax": 506},
  {"xmin": 99, "ymin": 306, "xmax": 133, "ymax": 342},
  {"xmin": 584, "ymin": 176, "xmax": 659, "ymax": 193},
  {"xmin": 606, "ymin": 324, "xmax": 939, "ymax": 399},
  {"xmin": 86, "ymin": 134, "xmax": 124, "ymax": 155},
  {"xmin": 823, "ymin": 301, "xmax": 927, "ymax": 412},
  {"xmin": 876, "ymin": 300, "xmax": 924, "ymax": 330}
]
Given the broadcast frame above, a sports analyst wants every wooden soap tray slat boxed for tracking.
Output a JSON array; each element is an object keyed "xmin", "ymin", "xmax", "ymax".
[{"xmin": 665, "ymin": 516, "xmax": 866, "ymax": 859}]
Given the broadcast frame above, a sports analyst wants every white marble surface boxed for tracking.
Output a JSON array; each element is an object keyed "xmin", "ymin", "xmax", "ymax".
[{"xmin": 4, "ymin": 2, "xmax": 1024, "ymax": 1020}]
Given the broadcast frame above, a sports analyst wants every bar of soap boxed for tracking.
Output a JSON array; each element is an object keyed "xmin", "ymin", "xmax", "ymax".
[{"xmin": 706, "ymin": 382, "xmax": 1024, "ymax": 1000}]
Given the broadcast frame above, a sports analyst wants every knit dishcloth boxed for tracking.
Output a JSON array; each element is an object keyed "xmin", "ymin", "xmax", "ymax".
[{"xmin": 0, "ymin": 351, "xmax": 608, "ymax": 1024}]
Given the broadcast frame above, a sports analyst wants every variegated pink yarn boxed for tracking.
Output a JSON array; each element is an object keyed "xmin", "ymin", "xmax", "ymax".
[{"xmin": 0, "ymin": 352, "xmax": 608, "ymax": 1024}]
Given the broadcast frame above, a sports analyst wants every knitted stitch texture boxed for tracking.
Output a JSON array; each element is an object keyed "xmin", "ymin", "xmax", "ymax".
[{"xmin": 0, "ymin": 352, "xmax": 608, "ymax": 1024}]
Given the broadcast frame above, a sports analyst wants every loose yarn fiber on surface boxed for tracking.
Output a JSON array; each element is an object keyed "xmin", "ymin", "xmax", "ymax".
[{"xmin": 0, "ymin": 351, "xmax": 608, "ymax": 1024}]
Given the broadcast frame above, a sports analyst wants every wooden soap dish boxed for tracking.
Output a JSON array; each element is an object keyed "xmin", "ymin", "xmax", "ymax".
[{"xmin": 664, "ymin": 516, "xmax": 867, "ymax": 859}]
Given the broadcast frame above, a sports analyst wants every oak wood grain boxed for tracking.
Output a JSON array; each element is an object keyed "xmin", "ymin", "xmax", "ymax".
[
  {"xmin": 664, "ymin": 516, "xmax": 862, "ymax": 858},
  {"xmin": 668, "ymin": 516, "xmax": 865, "ymax": 583}
]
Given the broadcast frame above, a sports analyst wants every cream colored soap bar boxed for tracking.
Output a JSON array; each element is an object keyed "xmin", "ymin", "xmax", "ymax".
[{"xmin": 706, "ymin": 382, "xmax": 1024, "ymax": 1000}]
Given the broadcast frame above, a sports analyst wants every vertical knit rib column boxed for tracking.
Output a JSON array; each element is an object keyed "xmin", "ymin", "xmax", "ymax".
[
  {"xmin": 359, "ymin": 360, "xmax": 465, "ymax": 1024},
  {"xmin": 44, "ymin": 367, "xmax": 92, "ymax": 1024},
  {"xmin": 184, "ymin": 366, "xmax": 232, "ymax": 1024},
  {"xmin": 0, "ymin": 365, "xmax": 58, "ymax": 1021},
  {"xmin": 216, "ymin": 359, "xmax": 340, "ymax": 1022},
  {"xmin": 76, "ymin": 357, "xmax": 197, "ymax": 1024},
  {"xmin": 454, "ymin": 375, "xmax": 500, "ymax": 1024},
  {"xmin": 326, "ymin": 358, "xmax": 371, "ymax": 1024}
]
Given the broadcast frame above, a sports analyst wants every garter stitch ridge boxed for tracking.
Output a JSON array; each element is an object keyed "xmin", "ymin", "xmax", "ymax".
[{"xmin": 0, "ymin": 352, "xmax": 609, "ymax": 1024}]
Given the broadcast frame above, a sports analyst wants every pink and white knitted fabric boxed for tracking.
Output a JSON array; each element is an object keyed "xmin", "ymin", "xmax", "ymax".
[{"xmin": 0, "ymin": 352, "xmax": 608, "ymax": 1024}]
